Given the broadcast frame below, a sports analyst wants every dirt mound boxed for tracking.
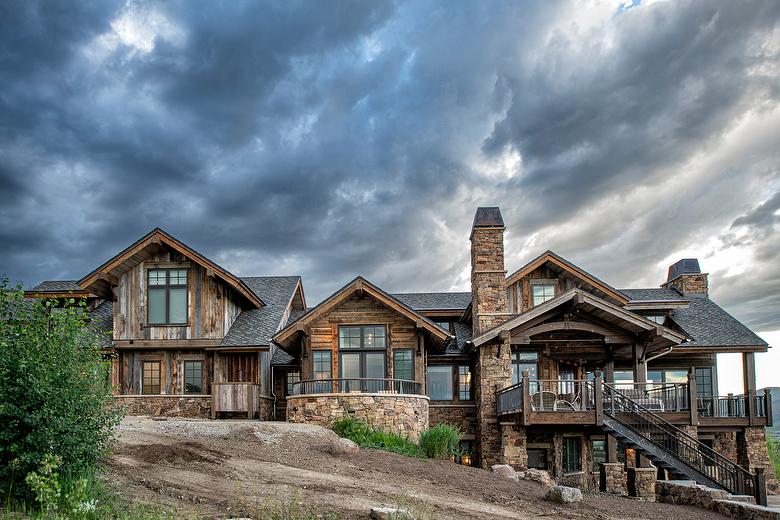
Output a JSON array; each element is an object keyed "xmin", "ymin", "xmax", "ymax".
[{"xmin": 116, "ymin": 441, "xmax": 221, "ymax": 465}]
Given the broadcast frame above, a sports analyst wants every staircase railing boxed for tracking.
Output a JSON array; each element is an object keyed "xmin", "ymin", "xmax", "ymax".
[{"xmin": 603, "ymin": 383, "xmax": 755, "ymax": 497}]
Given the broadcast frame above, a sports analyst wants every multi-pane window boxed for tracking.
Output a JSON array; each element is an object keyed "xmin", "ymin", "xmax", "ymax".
[
  {"xmin": 142, "ymin": 361, "xmax": 161, "ymax": 394},
  {"xmin": 183, "ymin": 361, "xmax": 202, "ymax": 394},
  {"xmin": 312, "ymin": 351, "xmax": 331, "ymax": 393},
  {"xmin": 339, "ymin": 326, "xmax": 387, "ymax": 392},
  {"xmin": 511, "ymin": 351, "xmax": 539, "ymax": 384},
  {"xmin": 645, "ymin": 314, "xmax": 666, "ymax": 325},
  {"xmin": 148, "ymin": 268, "xmax": 188, "ymax": 324},
  {"xmin": 286, "ymin": 370, "xmax": 300, "ymax": 396},
  {"xmin": 458, "ymin": 366, "xmax": 472, "ymax": 401},
  {"xmin": 434, "ymin": 321, "xmax": 451, "ymax": 332},
  {"xmin": 531, "ymin": 284, "xmax": 555, "ymax": 306},
  {"xmin": 562, "ymin": 437, "xmax": 582, "ymax": 473},
  {"xmin": 393, "ymin": 350, "xmax": 414, "ymax": 381},
  {"xmin": 591, "ymin": 439, "xmax": 607, "ymax": 470},
  {"xmin": 696, "ymin": 367, "xmax": 714, "ymax": 397},
  {"xmin": 428, "ymin": 365, "xmax": 454, "ymax": 400}
]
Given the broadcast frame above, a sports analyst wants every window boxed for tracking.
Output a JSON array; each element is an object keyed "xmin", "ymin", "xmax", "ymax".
[
  {"xmin": 614, "ymin": 370, "xmax": 634, "ymax": 389},
  {"xmin": 142, "ymin": 361, "xmax": 161, "ymax": 394},
  {"xmin": 312, "ymin": 351, "xmax": 331, "ymax": 393},
  {"xmin": 511, "ymin": 351, "xmax": 539, "ymax": 385},
  {"xmin": 645, "ymin": 314, "xmax": 666, "ymax": 325},
  {"xmin": 286, "ymin": 370, "xmax": 300, "ymax": 396},
  {"xmin": 664, "ymin": 369, "xmax": 688, "ymax": 383},
  {"xmin": 459, "ymin": 440, "xmax": 474, "ymax": 465},
  {"xmin": 591, "ymin": 439, "xmax": 607, "ymax": 470},
  {"xmin": 458, "ymin": 365, "xmax": 472, "ymax": 401},
  {"xmin": 339, "ymin": 326, "xmax": 387, "ymax": 392},
  {"xmin": 434, "ymin": 320, "xmax": 451, "ymax": 332},
  {"xmin": 148, "ymin": 268, "xmax": 188, "ymax": 324},
  {"xmin": 696, "ymin": 367, "xmax": 714, "ymax": 397},
  {"xmin": 393, "ymin": 350, "xmax": 414, "ymax": 381},
  {"xmin": 527, "ymin": 448, "xmax": 548, "ymax": 469},
  {"xmin": 532, "ymin": 284, "xmax": 555, "ymax": 306},
  {"xmin": 183, "ymin": 361, "xmax": 203, "ymax": 394},
  {"xmin": 428, "ymin": 365, "xmax": 454, "ymax": 400},
  {"xmin": 562, "ymin": 437, "xmax": 582, "ymax": 473}
]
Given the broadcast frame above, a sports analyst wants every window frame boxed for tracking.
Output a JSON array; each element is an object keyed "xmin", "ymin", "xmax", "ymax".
[
  {"xmin": 531, "ymin": 283, "xmax": 556, "ymax": 307},
  {"xmin": 527, "ymin": 448, "xmax": 548, "ymax": 470},
  {"xmin": 562, "ymin": 436, "xmax": 582, "ymax": 473},
  {"xmin": 142, "ymin": 360, "xmax": 162, "ymax": 395},
  {"xmin": 286, "ymin": 369, "xmax": 301, "ymax": 396},
  {"xmin": 183, "ymin": 360, "xmax": 203, "ymax": 395},
  {"xmin": 337, "ymin": 325, "xmax": 388, "ymax": 385},
  {"xmin": 458, "ymin": 365, "xmax": 472, "ymax": 401},
  {"xmin": 312, "ymin": 350, "xmax": 332, "ymax": 393},
  {"xmin": 511, "ymin": 350, "xmax": 539, "ymax": 385},
  {"xmin": 427, "ymin": 365, "xmax": 455, "ymax": 401},
  {"xmin": 393, "ymin": 349, "xmax": 415, "ymax": 382},
  {"xmin": 147, "ymin": 268, "xmax": 189, "ymax": 325}
]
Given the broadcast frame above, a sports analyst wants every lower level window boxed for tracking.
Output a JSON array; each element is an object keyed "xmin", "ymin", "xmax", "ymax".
[
  {"xmin": 143, "ymin": 361, "xmax": 161, "ymax": 394},
  {"xmin": 562, "ymin": 437, "xmax": 581, "ymax": 473},
  {"xmin": 527, "ymin": 448, "xmax": 548, "ymax": 469},
  {"xmin": 183, "ymin": 360, "xmax": 203, "ymax": 394},
  {"xmin": 428, "ymin": 365, "xmax": 454, "ymax": 400},
  {"xmin": 591, "ymin": 439, "xmax": 606, "ymax": 470},
  {"xmin": 286, "ymin": 370, "xmax": 300, "ymax": 396}
]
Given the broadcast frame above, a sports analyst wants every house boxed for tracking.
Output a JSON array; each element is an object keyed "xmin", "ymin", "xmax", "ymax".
[{"xmin": 26, "ymin": 207, "xmax": 775, "ymax": 502}]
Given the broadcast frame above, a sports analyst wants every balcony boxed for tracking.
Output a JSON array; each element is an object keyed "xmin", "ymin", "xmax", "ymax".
[
  {"xmin": 289, "ymin": 377, "xmax": 424, "ymax": 396},
  {"xmin": 497, "ymin": 374, "xmax": 772, "ymax": 428}
]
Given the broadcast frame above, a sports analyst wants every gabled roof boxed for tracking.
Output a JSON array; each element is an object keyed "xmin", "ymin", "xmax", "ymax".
[
  {"xmin": 472, "ymin": 288, "xmax": 687, "ymax": 348},
  {"xmin": 220, "ymin": 276, "xmax": 302, "ymax": 347},
  {"xmin": 506, "ymin": 250, "xmax": 629, "ymax": 305},
  {"xmin": 273, "ymin": 276, "xmax": 452, "ymax": 348},
  {"xmin": 25, "ymin": 280, "xmax": 92, "ymax": 298},
  {"xmin": 391, "ymin": 292, "xmax": 472, "ymax": 311},
  {"xmin": 79, "ymin": 228, "xmax": 263, "ymax": 308},
  {"xmin": 670, "ymin": 297, "xmax": 767, "ymax": 349},
  {"xmin": 620, "ymin": 288, "xmax": 687, "ymax": 302}
]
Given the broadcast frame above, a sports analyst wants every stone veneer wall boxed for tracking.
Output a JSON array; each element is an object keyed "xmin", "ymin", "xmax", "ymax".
[
  {"xmin": 738, "ymin": 427, "xmax": 779, "ymax": 492},
  {"xmin": 664, "ymin": 273, "xmax": 708, "ymax": 296},
  {"xmin": 429, "ymin": 405, "xmax": 477, "ymax": 436},
  {"xmin": 118, "ymin": 395, "xmax": 212, "ymax": 418},
  {"xmin": 500, "ymin": 424, "xmax": 527, "ymax": 468},
  {"xmin": 656, "ymin": 480, "xmax": 778, "ymax": 520},
  {"xmin": 286, "ymin": 394, "xmax": 429, "ymax": 440},
  {"xmin": 713, "ymin": 431, "xmax": 738, "ymax": 463},
  {"xmin": 600, "ymin": 463, "xmax": 626, "ymax": 495},
  {"xmin": 627, "ymin": 467, "xmax": 656, "ymax": 500},
  {"xmin": 476, "ymin": 343, "xmax": 512, "ymax": 468}
]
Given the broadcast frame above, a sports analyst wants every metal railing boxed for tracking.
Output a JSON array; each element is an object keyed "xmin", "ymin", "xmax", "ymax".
[
  {"xmin": 698, "ymin": 394, "xmax": 746, "ymax": 417},
  {"xmin": 529, "ymin": 380, "xmax": 595, "ymax": 411},
  {"xmin": 290, "ymin": 378, "xmax": 424, "ymax": 396},
  {"xmin": 604, "ymin": 383, "xmax": 755, "ymax": 496},
  {"xmin": 619, "ymin": 382, "xmax": 690, "ymax": 412},
  {"xmin": 497, "ymin": 383, "xmax": 522, "ymax": 414}
]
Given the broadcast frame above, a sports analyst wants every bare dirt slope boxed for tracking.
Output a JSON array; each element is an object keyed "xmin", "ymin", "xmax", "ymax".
[{"xmin": 107, "ymin": 417, "xmax": 726, "ymax": 519}]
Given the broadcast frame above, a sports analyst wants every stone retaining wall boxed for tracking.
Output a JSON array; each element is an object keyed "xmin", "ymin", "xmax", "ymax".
[
  {"xmin": 656, "ymin": 480, "xmax": 778, "ymax": 519},
  {"xmin": 626, "ymin": 467, "xmax": 656, "ymax": 500},
  {"xmin": 117, "ymin": 395, "xmax": 212, "ymax": 418},
  {"xmin": 286, "ymin": 393, "xmax": 429, "ymax": 440},
  {"xmin": 599, "ymin": 463, "xmax": 626, "ymax": 495}
]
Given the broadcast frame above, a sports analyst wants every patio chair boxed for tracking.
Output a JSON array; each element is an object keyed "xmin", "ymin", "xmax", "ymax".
[{"xmin": 531, "ymin": 391, "xmax": 558, "ymax": 411}]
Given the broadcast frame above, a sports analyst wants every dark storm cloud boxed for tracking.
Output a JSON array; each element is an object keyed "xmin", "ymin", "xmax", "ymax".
[{"xmin": 1, "ymin": 0, "xmax": 779, "ymax": 332}]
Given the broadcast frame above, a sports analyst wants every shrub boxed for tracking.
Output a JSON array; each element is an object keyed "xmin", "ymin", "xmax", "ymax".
[
  {"xmin": 332, "ymin": 417, "xmax": 423, "ymax": 458},
  {"xmin": 0, "ymin": 278, "xmax": 122, "ymax": 508},
  {"xmin": 418, "ymin": 424, "xmax": 462, "ymax": 459}
]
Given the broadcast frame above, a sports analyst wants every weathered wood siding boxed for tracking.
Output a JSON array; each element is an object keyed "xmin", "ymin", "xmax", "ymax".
[
  {"xmin": 300, "ymin": 294, "xmax": 425, "ymax": 384},
  {"xmin": 112, "ymin": 251, "xmax": 242, "ymax": 341},
  {"xmin": 118, "ymin": 349, "xmax": 213, "ymax": 395},
  {"xmin": 506, "ymin": 265, "xmax": 582, "ymax": 314}
]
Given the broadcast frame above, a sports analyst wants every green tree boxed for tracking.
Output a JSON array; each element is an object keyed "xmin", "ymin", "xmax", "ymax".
[{"xmin": 0, "ymin": 277, "xmax": 122, "ymax": 502}]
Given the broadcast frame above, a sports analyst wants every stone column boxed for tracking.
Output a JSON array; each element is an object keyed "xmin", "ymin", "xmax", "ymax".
[
  {"xmin": 737, "ymin": 427, "xmax": 779, "ymax": 492},
  {"xmin": 600, "ymin": 463, "xmax": 626, "ymax": 495},
  {"xmin": 500, "ymin": 424, "xmax": 527, "ymax": 468},
  {"xmin": 476, "ymin": 342, "xmax": 512, "ymax": 468},
  {"xmin": 627, "ymin": 467, "xmax": 657, "ymax": 500}
]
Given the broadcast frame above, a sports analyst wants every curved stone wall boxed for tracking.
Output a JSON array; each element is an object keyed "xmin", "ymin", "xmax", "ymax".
[{"xmin": 286, "ymin": 393, "xmax": 429, "ymax": 440}]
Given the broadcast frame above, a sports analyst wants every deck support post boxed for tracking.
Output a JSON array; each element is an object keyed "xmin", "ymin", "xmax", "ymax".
[
  {"xmin": 522, "ymin": 370, "xmax": 531, "ymax": 425},
  {"xmin": 687, "ymin": 367, "xmax": 698, "ymax": 426},
  {"xmin": 594, "ymin": 371, "xmax": 604, "ymax": 426},
  {"xmin": 755, "ymin": 467, "xmax": 768, "ymax": 506},
  {"xmin": 743, "ymin": 352, "xmax": 757, "ymax": 426}
]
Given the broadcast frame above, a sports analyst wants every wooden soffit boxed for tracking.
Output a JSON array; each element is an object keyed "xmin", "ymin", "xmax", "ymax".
[
  {"xmin": 273, "ymin": 276, "xmax": 451, "ymax": 347},
  {"xmin": 78, "ymin": 228, "xmax": 264, "ymax": 308},
  {"xmin": 505, "ymin": 250, "xmax": 629, "ymax": 305}
]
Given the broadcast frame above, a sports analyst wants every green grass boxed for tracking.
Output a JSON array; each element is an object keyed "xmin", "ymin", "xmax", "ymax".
[
  {"xmin": 332, "ymin": 417, "xmax": 462, "ymax": 460},
  {"xmin": 767, "ymin": 432, "xmax": 780, "ymax": 480}
]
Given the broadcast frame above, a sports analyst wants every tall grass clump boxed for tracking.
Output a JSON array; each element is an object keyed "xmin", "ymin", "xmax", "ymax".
[
  {"xmin": 767, "ymin": 432, "xmax": 780, "ymax": 481},
  {"xmin": 419, "ymin": 424, "xmax": 462, "ymax": 459},
  {"xmin": 332, "ymin": 417, "xmax": 462, "ymax": 460},
  {"xmin": 0, "ymin": 277, "xmax": 122, "ymax": 515}
]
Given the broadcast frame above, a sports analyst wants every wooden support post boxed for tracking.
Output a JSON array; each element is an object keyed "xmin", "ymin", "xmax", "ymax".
[
  {"xmin": 765, "ymin": 388, "xmax": 773, "ymax": 426},
  {"xmin": 595, "ymin": 371, "xmax": 604, "ymax": 426},
  {"xmin": 211, "ymin": 383, "xmax": 217, "ymax": 419},
  {"xmin": 605, "ymin": 357, "xmax": 615, "ymax": 384},
  {"xmin": 755, "ymin": 467, "xmax": 768, "ymax": 507},
  {"xmin": 743, "ymin": 352, "xmax": 757, "ymax": 426},
  {"xmin": 688, "ymin": 367, "xmax": 698, "ymax": 426},
  {"xmin": 607, "ymin": 436, "xmax": 618, "ymax": 463},
  {"xmin": 522, "ymin": 370, "xmax": 531, "ymax": 425},
  {"xmin": 633, "ymin": 342, "xmax": 647, "ymax": 389}
]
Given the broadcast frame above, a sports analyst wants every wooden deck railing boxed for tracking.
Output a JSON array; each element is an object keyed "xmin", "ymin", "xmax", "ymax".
[{"xmin": 290, "ymin": 378, "xmax": 424, "ymax": 396}]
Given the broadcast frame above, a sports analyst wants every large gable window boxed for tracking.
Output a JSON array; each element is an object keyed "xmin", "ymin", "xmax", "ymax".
[
  {"xmin": 148, "ymin": 268, "xmax": 188, "ymax": 325},
  {"xmin": 531, "ymin": 284, "xmax": 556, "ymax": 306},
  {"xmin": 339, "ymin": 326, "xmax": 387, "ymax": 392}
]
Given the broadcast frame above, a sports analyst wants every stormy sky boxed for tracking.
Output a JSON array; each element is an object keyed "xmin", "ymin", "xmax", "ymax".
[{"xmin": 1, "ymin": 1, "xmax": 779, "ymax": 388}]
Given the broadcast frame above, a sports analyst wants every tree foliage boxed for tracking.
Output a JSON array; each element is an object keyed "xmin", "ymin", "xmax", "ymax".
[{"xmin": 0, "ymin": 277, "xmax": 121, "ymax": 500}]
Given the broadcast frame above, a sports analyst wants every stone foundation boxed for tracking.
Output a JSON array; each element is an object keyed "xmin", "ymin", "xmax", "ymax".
[
  {"xmin": 738, "ymin": 427, "xmax": 779, "ymax": 492},
  {"xmin": 500, "ymin": 424, "xmax": 527, "ymax": 467},
  {"xmin": 713, "ymin": 431, "xmax": 738, "ymax": 463},
  {"xmin": 600, "ymin": 463, "xmax": 626, "ymax": 495},
  {"xmin": 118, "ymin": 395, "xmax": 212, "ymax": 418},
  {"xmin": 286, "ymin": 393, "xmax": 429, "ymax": 440},
  {"xmin": 627, "ymin": 467, "xmax": 656, "ymax": 500},
  {"xmin": 429, "ymin": 404, "xmax": 477, "ymax": 436},
  {"xmin": 656, "ymin": 480, "xmax": 778, "ymax": 519},
  {"xmin": 560, "ymin": 471, "xmax": 591, "ymax": 492}
]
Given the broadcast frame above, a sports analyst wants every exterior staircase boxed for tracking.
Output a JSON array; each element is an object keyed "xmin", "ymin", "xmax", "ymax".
[{"xmin": 601, "ymin": 383, "xmax": 758, "ymax": 499}]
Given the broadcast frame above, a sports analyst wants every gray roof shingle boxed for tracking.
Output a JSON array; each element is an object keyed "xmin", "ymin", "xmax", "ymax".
[
  {"xmin": 271, "ymin": 347, "xmax": 296, "ymax": 365},
  {"xmin": 88, "ymin": 300, "xmax": 114, "ymax": 348},
  {"xmin": 391, "ymin": 292, "xmax": 471, "ymax": 311},
  {"xmin": 620, "ymin": 288, "xmax": 686, "ymax": 301},
  {"xmin": 446, "ymin": 321, "xmax": 473, "ymax": 354},
  {"xmin": 220, "ymin": 276, "xmax": 301, "ymax": 347},
  {"xmin": 30, "ymin": 280, "xmax": 83, "ymax": 292},
  {"xmin": 670, "ymin": 297, "xmax": 767, "ymax": 348}
]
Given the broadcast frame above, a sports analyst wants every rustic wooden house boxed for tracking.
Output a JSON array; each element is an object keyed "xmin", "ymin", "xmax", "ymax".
[{"xmin": 27, "ymin": 207, "xmax": 775, "ymax": 502}]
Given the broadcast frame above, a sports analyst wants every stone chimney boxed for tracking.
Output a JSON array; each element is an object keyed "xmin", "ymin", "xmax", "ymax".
[
  {"xmin": 470, "ymin": 207, "xmax": 510, "ymax": 336},
  {"xmin": 662, "ymin": 258, "xmax": 708, "ymax": 296}
]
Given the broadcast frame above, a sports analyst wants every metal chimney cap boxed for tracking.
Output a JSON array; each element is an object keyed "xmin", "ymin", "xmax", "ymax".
[
  {"xmin": 472, "ymin": 207, "xmax": 504, "ymax": 228},
  {"xmin": 667, "ymin": 258, "xmax": 701, "ymax": 281}
]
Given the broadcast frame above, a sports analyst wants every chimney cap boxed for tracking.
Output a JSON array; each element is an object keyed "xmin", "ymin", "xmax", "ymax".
[
  {"xmin": 667, "ymin": 258, "xmax": 701, "ymax": 281},
  {"xmin": 472, "ymin": 207, "xmax": 504, "ymax": 228}
]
